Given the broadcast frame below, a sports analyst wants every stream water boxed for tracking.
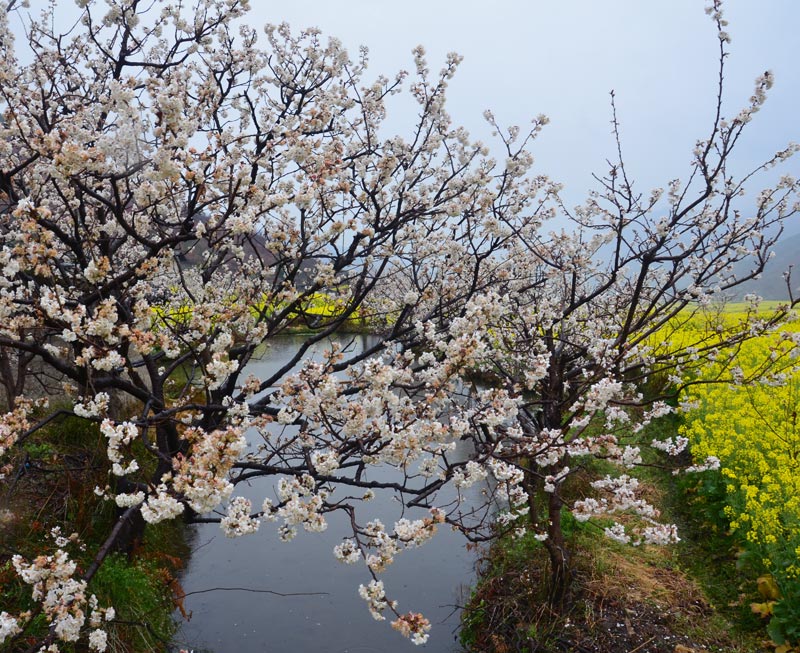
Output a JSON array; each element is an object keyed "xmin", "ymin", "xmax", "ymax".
[{"xmin": 171, "ymin": 334, "xmax": 479, "ymax": 652}]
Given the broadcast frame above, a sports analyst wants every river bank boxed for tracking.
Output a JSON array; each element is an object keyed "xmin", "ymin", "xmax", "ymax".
[
  {"xmin": 458, "ymin": 418, "xmax": 768, "ymax": 653},
  {"xmin": 0, "ymin": 412, "xmax": 187, "ymax": 651}
]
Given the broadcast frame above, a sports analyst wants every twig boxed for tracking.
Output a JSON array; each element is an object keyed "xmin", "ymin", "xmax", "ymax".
[
  {"xmin": 628, "ymin": 636, "xmax": 656, "ymax": 653},
  {"xmin": 182, "ymin": 586, "xmax": 329, "ymax": 598}
]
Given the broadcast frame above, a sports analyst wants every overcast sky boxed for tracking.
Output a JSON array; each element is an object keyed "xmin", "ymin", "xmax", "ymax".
[
  {"xmin": 254, "ymin": 1, "xmax": 799, "ymax": 210},
  {"xmin": 14, "ymin": 1, "xmax": 800, "ymax": 228}
]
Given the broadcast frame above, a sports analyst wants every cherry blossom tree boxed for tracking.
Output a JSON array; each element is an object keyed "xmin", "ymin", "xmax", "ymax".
[
  {"xmin": 363, "ymin": 2, "xmax": 800, "ymax": 604},
  {"xmin": 0, "ymin": 0, "xmax": 798, "ymax": 649}
]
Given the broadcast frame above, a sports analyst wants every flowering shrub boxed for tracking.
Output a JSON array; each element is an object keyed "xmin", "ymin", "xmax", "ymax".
[{"xmin": 681, "ymin": 313, "xmax": 800, "ymax": 647}]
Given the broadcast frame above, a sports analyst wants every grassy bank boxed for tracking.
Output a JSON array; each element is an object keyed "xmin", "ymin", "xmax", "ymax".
[
  {"xmin": 459, "ymin": 418, "xmax": 767, "ymax": 653},
  {"xmin": 0, "ymin": 412, "xmax": 187, "ymax": 652}
]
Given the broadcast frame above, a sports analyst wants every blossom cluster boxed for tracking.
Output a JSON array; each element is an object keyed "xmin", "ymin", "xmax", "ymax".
[{"xmin": 6, "ymin": 543, "xmax": 113, "ymax": 651}]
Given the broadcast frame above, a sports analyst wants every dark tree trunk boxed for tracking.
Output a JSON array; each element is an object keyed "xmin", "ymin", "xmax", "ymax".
[
  {"xmin": 109, "ymin": 476, "xmax": 148, "ymax": 555},
  {"xmin": 0, "ymin": 343, "xmax": 32, "ymax": 410},
  {"xmin": 112, "ymin": 421, "xmax": 183, "ymax": 554},
  {"xmin": 112, "ymin": 507, "xmax": 146, "ymax": 557},
  {"xmin": 538, "ymin": 356, "xmax": 575, "ymax": 608},
  {"xmin": 544, "ymin": 493, "xmax": 573, "ymax": 608}
]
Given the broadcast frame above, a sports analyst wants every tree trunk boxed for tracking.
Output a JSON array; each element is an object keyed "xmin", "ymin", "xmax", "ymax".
[
  {"xmin": 112, "ymin": 421, "xmax": 182, "ymax": 555},
  {"xmin": 112, "ymin": 506, "xmax": 146, "ymax": 557},
  {"xmin": 522, "ymin": 465, "xmax": 540, "ymax": 526},
  {"xmin": 544, "ymin": 493, "xmax": 572, "ymax": 608}
]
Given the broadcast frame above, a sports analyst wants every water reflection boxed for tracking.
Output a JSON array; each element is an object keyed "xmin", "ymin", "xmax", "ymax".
[{"xmin": 173, "ymin": 334, "xmax": 477, "ymax": 652}]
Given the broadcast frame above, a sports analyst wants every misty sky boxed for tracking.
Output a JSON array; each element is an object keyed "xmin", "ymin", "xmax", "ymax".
[
  {"xmin": 12, "ymin": 1, "xmax": 800, "ymax": 230},
  {"xmin": 255, "ymin": 1, "xmax": 799, "ymax": 212}
]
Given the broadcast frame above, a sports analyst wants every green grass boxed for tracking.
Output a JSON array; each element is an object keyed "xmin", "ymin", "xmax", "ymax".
[{"xmin": 91, "ymin": 553, "xmax": 179, "ymax": 651}]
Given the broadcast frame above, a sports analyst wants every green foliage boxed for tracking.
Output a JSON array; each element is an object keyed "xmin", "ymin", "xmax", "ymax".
[
  {"xmin": 22, "ymin": 440, "xmax": 54, "ymax": 459},
  {"xmin": 51, "ymin": 414, "xmax": 104, "ymax": 449},
  {"xmin": 0, "ymin": 560, "xmax": 50, "ymax": 644},
  {"xmin": 559, "ymin": 506, "xmax": 594, "ymax": 540},
  {"xmin": 91, "ymin": 554, "xmax": 178, "ymax": 651},
  {"xmin": 669, "ymin": 471, "xmax": 766, "ymax": 636},
  {"xmin": 458, "ymin": 596, "xmax": 486, "ymax": 650},
  {"xmin": 768, "ymin": 583, "xmax": 800, "ymax": 647}
]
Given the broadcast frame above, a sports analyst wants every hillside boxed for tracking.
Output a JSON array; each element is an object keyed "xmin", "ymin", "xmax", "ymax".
[{"xmin": 731, "ymin": 232, "xmax": 800, "ymax": 300}]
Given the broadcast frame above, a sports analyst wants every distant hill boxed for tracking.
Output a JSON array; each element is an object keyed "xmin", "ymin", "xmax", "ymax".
[{"xmin": 731, "ymin": 232, "xmax": 800, "ymax": 300}]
